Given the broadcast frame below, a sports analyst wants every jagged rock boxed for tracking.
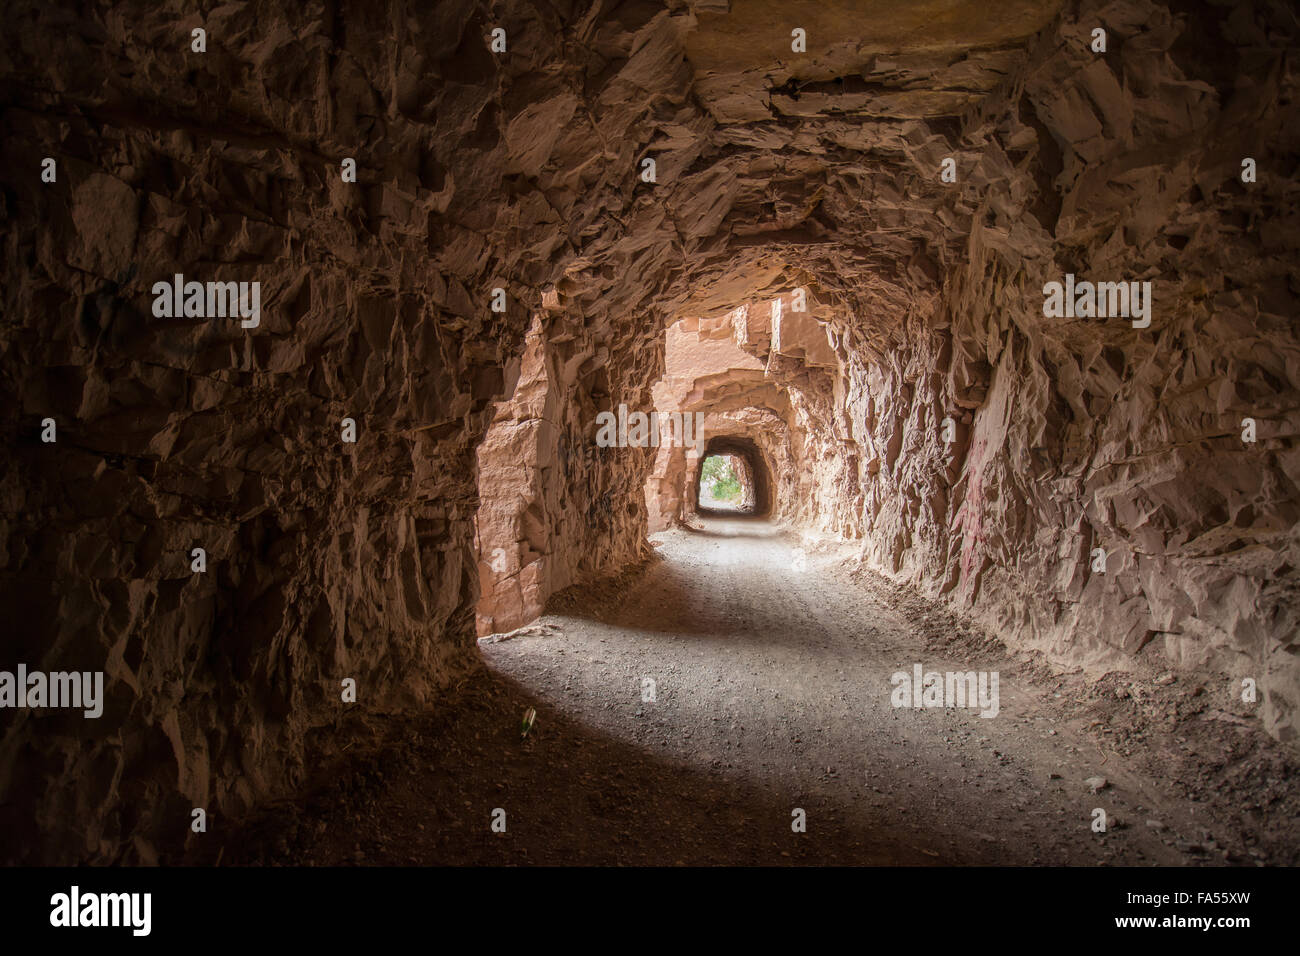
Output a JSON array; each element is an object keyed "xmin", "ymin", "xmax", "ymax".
[{"xmin": 0, "ymin": 0, "xmax": 1297, "ymax": 865}]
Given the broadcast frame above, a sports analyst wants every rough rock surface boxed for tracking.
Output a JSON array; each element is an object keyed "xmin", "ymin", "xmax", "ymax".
[{"xmin": 0, "ymin": 0, "xmax": 1297, "ymax": 863}]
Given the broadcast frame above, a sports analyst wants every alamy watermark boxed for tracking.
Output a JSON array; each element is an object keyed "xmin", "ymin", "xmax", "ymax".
[
  {"xmin": 0, "ymin": 665, "xmax": 103, "ymax": 718},
  {"xmin": 152, "ymin": 273, "xmax": 261, "ymax": 328},
  {"xmin": 50, "ymin": 886, "xmax": 150, "ymax": 936},
  {"xmin": 890, "ymin": 663, "xmax": 999, "ymax": 718},
  {"xmin": 595, "ymin": 404, "xmax": 705, "ymax": 454},
  {"xmin": 1042, "ymin": 274, "xmax": 1152, "ymax": 328}
]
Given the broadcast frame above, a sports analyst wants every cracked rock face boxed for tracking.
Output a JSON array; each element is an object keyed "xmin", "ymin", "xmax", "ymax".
[{"xmin": 1, "ymin": 0, "xmax": 1298, "ymax": 863}]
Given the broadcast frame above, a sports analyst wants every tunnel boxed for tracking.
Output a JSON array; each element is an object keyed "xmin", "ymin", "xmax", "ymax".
[
  {"xmin": 1, "ymin": 0, "xmax": 1299, "ymax": 878},
  {"xmin": 693, "ymin": 436, "xmax": 772, "ymax": 517}
]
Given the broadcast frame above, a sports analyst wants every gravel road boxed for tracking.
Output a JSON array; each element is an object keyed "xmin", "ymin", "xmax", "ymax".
[{"xmin": 218, "ymin": 516, "xmax": 1300, "ymax": 866}]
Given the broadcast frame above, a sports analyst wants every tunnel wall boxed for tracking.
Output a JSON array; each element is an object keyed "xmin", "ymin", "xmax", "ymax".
[
  {"xmin": 0, "ymin": 0, "xmax": 669, "ymax": 863},
  {"xmin": 744, "ymin": 4, "xmax": 1300, "ymax": 744},
  {"xmin": 0, "ymin": 29, "xmax": 523, "ymax": 858},
  {"xmin": 475, "ymin": 315, "xmax": 555, "ymax": 636}
]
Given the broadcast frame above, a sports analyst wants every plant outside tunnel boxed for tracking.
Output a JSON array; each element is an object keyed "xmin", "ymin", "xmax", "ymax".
[
  {"xmin": 701, "ymin": 455, "xmax": 741, "ymax": 500},
  {"xmin": 699, "ymin": 454, "xmax": 745, "ymax": 511}
]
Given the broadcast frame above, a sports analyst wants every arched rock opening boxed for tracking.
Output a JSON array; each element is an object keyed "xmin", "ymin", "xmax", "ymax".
[{"xmin": 692, "ymin": 436, "xmax": 772, "ymax": 517}]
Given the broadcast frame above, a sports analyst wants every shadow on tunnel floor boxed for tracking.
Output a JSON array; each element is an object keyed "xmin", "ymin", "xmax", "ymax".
[
  {"xmin": 680, "ymin": 513, "xmax": 777, "ymax": 537},
  {"xmin": 541, "ymin": 538, "xmax": 810, "ymax": 641},
  {"xmin": 207, "ymin": 664, "xmax": 967, "ymax": 866}
]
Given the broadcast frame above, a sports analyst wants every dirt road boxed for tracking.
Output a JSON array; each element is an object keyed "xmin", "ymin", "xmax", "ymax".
[{"xmin": 220, "ymin": 516, "xmax": 1300, "ymax": 866}]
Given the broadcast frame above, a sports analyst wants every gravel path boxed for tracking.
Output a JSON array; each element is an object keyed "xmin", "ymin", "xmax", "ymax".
[{"xmin": 218, "ymin": 515, "xmax": 1300, "ymax": 866}]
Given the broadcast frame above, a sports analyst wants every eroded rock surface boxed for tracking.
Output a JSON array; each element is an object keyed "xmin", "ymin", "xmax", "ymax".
[{"xmin": 1, "ymin": 0, "xmax": 1296, "ymax": 863}]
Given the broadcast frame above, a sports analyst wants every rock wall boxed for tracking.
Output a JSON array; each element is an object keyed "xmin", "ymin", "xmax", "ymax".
[
  {"xmin": 724, "ymin": 0, "xmax": 1300, "ymax": 744},
  {"xmin": 477, "ymin": 305, "xmax": 660, "ymax": 635},
  {"xmin": 0, "ymin": 0, "xmax": 543, "ymax": 860},
  {"xmin": 475, "ymin": 315, "xmax": 555, "ymax": 636},
  {"xmin": 0, "ymin": 0, "xmax": 673, "ymax": 863},
  {"xmin": 655, "ymin": 0, "xmax": 1300, "ymax": 744},
  {"xmin": 1, "ymin": 0, "xmax": 1297, "ymax": 864}
]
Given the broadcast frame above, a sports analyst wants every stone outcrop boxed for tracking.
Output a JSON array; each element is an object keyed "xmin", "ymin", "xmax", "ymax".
[{"xmin": 1, "ymin": 0, "xmax": 1297, "ymax": 863}]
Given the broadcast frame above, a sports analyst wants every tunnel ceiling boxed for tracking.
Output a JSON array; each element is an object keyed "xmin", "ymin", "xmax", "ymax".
[
  {"xmin": 530, "ymin": 0, "xmax": 1147, "ymax": 377},
  {"xmin": 542, "ymin": 0, "xmax": 1078, "ymax": 350},
  {"xmin": 683, "ymin": 0, "xmax": 1066, "ymax": 124}
]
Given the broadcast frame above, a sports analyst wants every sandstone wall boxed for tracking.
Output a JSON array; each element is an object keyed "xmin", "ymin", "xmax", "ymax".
[
  {"xmin": 733, "ymin": 0, "xmax": 1300, "ymax": 743},
  {"xmin": 0, "ymin": 0, "xmax": 675, "ymax": 863},
  {"xmin": 2, "ymin": 0, "xmax": 1297, "ymax": 865}
]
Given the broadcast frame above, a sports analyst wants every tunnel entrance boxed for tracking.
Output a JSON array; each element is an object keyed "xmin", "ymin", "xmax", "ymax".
[{"xmin": 692, "ymin": 435, "xmax": 772, "ymax": 518}]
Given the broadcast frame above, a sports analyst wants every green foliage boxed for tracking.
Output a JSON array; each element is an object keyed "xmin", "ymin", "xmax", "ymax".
[{"xmin": 701, "ymin": 455, "xmax": 741, "ymax": 502}]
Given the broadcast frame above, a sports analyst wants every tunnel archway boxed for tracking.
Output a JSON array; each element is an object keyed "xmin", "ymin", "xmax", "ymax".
[{"xmin": 691, "ymin": 435, "xmax": 773, "ymax": 518}]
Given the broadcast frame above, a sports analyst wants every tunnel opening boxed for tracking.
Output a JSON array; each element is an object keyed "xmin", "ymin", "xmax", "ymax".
[
  {"xmin": 644, "ymin": 313, "xmax": 783, "ymax": 531},
  {"xmin": 692, "ymin": 435, "xmax": 772, "ymax": 518},
  {"xmin": 698, "ymin": 453, "xmax": 752, "ymax": 512}
]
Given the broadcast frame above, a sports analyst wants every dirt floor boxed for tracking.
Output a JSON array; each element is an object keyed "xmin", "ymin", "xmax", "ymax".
[{"xmin": 216, "ymin": 515, "xmax": 1300, "ymax": 866}]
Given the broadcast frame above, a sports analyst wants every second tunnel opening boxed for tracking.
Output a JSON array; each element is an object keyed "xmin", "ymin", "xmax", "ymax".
[{"xmin": 692, "ymin": 436, "xmax": 772, "ymax": 519}]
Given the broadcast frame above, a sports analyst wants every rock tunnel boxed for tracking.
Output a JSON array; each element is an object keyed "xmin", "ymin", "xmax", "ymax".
[
  {"xmin": 1, "ymin": 0, "xmax": 1298, "ymax": 869},
  {"xmin": 693, "ymin": 436, "xmax": 771, "ymax": 515}
]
